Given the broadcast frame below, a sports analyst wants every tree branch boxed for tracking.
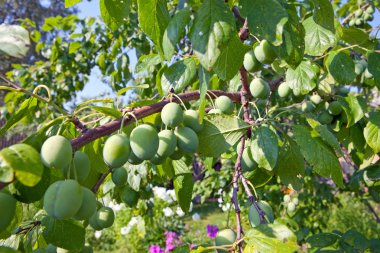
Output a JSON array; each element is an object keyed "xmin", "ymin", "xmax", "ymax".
[{"xmin": 91, "ymin": 167, "xmax": 112, "ymax": 193}]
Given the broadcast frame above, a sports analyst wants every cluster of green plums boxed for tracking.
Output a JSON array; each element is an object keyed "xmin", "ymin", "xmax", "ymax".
[
  {"xmin": 348, "ymin": 5, "xmax": 375, "ymax": 27},
  {"xmin": 283, "ymin": 194, "xmax": 299, "ymax": 214}
]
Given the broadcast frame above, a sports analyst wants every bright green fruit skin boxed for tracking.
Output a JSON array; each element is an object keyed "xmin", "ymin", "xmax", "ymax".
[
  {"xmin": 301, "ymin": 101, "xmax": 316, "ymax": 113},
  {"xmin": 74, "ymin": 187, "xmax": 97, "ymax": 220},
  {"xmin": 183, "ymin": 110, "xmax": 203, "ymax": 132},
  {"xmin": 0, "ymin": 192, "xmax": 16, "ymax": 231},
  {"xmin": 215, "ymin": 96, "xmax": 234, "ymax": 115},
  {"xmin": 103, "ymin": 134, "xmax": 130, "ymax": 168},
  {"xmin": 175, "ymin": 127, "xmax": 199, "ymax": 153},
  {"xmin": 248, "ymin": 200, "xmax": 274, "ymax": 228},
  {"xmin": 62, "ymin": 151, "xmax": 90, "ymax": 182},
  {"xmin": 310, "ymin": 94, "xmax": 322, "ymax": 105},
  {"xmin": 161, "ymin": 102, "xmax": 183, "ymax": 127},
  {"xmin": 43, "ymin": 179, "xmax": 83, "ymax": 219},
  {"xmin": 318, "ymin": 111, "xmax": 334, "ymax": 125},
  {"xmin": 128, "ymin": 150, "xmax": 143, "ymax": 165},
  {"xmin": 151, "ymin": 130, "xmax": 177, "ymax": 163},
  {"xmin": 170, "ymin": 146, "xmax": 184, "ymax": 160},
  {"xmin": 41, "ymin": 135, "xmax": 73, "ymax": 170},
  {"xmin": 254, "ymin": 40, "xmax": 276, "ymax": 64},
  {"xmin": 130, "ymin": 124, "xmax": 159, "ymax": 160},
  {"xmin": 122, "ymin": 186, "xmax": 139, "ymax": 207},
  {"xmin": 241, "ymin": 148, "xmax": 257, "ymax": 172},
  {"xmin": 215, "ymin": 229, "xmax": 236, "ymax": 253},
  {"xmin": 208, "ymin": 108, "xmax": 222, "ymax": 114},
  {"xmin": 243, "ymin": 51, "xmax": 261, "ymax": 72},
  {"xmin": 364, "ymin": 68, "xmax": 373, "ymax": 79},
  {"xmin": 111, "ymin": 167, "xmax": 128, "ymax": 187},
  {"xmin": 250, "ymin": 78, "xmax": 270, "ymax": 99},
  {"xmin": 277, "ymin": 82, "xmax": 291, "ymax": 98},
  {"xmin": 45, "ymin": 245, "xmax": 57, "ymax": 253},
  {"xmin": 328, "ymin": 101, "xmax": 343, "ymax": 115},
  {"xmin": 94, "ymin": 207, "xmax": 115, "ymax": 229}
]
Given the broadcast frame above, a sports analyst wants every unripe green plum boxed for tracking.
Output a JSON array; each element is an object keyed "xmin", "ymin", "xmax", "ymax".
[
  {"xmin": 183, "ymin": 110, "xmax": 203, "ymax": 132},
  {"xmin": 310, "ymin": 94, "xmax": 322, "ymax": 105},
  {"xmin": 363, "ymin": 13, "xmax": 373, "ymax": 21},
  {"xmin": 215, "ymin": 96, "xmax": 234, "ymax": 115},
  {"xmin": 318, "ymin": 111, "xmax": 334, "ymax": 125},
  {"xmin": 62, "ymin": 151, "xmax": 90, "ymax": 182},
  {"xmin": 348, "ymin": 19, "xmax": 355, "ymax": 27},
  {"xmin": 301, "ymin": 101, "xmax": 316, "ymax": 112},
  {"xmin": 243, "ymin": 50, "xmax": 261, "ymax": 72},
  {"xmin": 93, "ymin": 207, "xmax": 115, "ymax": 229},
  {"xmin": 111, "ymin": 167, "xmax": 128, "ymax": 187},
  {"xmin": 215, "ymin": 229, "xmax": 236, "ymax": 253},
  {"xmin": 89, "ymin": 213, "xmax": 102, "ymax": 230},
  {"xmin": 130, "ymin": 124, "xmax": 159, "ymax": 160},
  {"xmin": 277, "ymin": 82, "xmax": 291, "ymax": 98},
  {"xmin": 328, "ymin": 101, "xmax": 343, "ymax": 115},
  {"xmin": 175, "ymin": 127, "xmax": 199, "ymax": 153},
  {"xmin": 287, "ymin": 202, "xmax": 296, "ymax": 212},
  {"xmin": 366, "ymin": 5, "xmax": 375, "ymax": 14},
  {"xmin": 103, "ymin": 134, "xmax": 130, "ymax": 168},
  {"xmin": 355, "ymin": 18, "xmax": 362, "ymax": 26},
  {"xmin": 208, "ymin": 108, "xmax": 222, "ymax": 114},
  {"xmin": 121, "ymin": 186, "xmax": 139, "ymax": 207},
  {"xmin": 355, "ymin": 62, "xmax": 365, "ymax": 75},
  {"xmin": 0, "ymin": 192, "xmax": 16, "ymax": 231},
  {"xmin": 151, "ymin": 130, "xmax": 177, "ymax": 164},
  {"xmin": 128, "ymin": 150, "xmax": 143, "ymax": 165},
  {"xmin": 161, "ymin": 102, "xmax": 183, "ymax": 127},
  {"xmin": 41, "ymin": 135, "xmax": 72, "ymax": 170},
  {"xmin": 364, "ymin": 68, "xmax": 373, "ymax": 79},
  {"xmin": 170, "ymin": 146, "xmax": 184, "ymax": 160},
  {"xmin": 43, "ymin": 179, "xmax": 84, "ymax": 219},
  {"xmin": 254, "ymin": 40, "xmax": 276, "ymax": 64},
  {"xmin": 74, "ymin": 187, "xmax": 97, "ymax": 220},
  {"xmin": 241, "ymin": 148, "xmax": 257, "ymax": 172},
  {"xmin": 338, "ymin": 87, "xmax": 350, "ymax": 96},
  {"xmin": 355, "ymin": 9, "xmax": 363, "ymax": 17},
  {"xmin": 248, "ymin": 200, "xmax": 274, "ymax": 227},
  {"xmin": 250, "ymin": 78, "xmax": 270, "ymax": 99}
]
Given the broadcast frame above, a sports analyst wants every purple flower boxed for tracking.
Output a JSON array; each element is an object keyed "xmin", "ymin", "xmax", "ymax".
[
  {"xmin": 164, "ymin": 231, "xmax": 180, "ymax": 252},
  {"xmin": 206, "ymin": 224, "xmax": 219, "ymax": 238},
  {"xmin": 149, "ymin": 245, "xmax": 164, "ymax": 253}
]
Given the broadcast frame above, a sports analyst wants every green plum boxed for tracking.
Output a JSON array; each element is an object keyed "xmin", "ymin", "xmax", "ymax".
[
  {"xmin": 102, "ymin": 134, "xmax": 130, "ymax": 168},
  {"xmin": 183, "ymin": 110, "xmax": 203, "ymax": 132},
  {"xmin": 254, "ymin": 40, "xmax": 276, "ymax": 64},
  {"xmin": 74, "ymin": 187, "xmax": 97, "ymax": 220},
  {"xmin": 215, "ymin": 95, "xmax": 234, "ymax": 115},
  {"xmin": 161, "ymin": 102, "xmax": 183, "ymax": 127},
  {"xmin": 0, "ymin": 192, "xmax": 16, "ymax": 231},
  {"xmin": 243, "ymin": 50, "xmax": 261, "ymax": 72},
  {"xmin": 121, "ymin": 186, "xmax": 139, "ymax": 207},
  {"xmin": 277, "ymin": 82, "xmax": 291, "ymax": 98},
  {"xmin": 41, "ymin": 135, "xmax": 72, "ymax": 170},
  {"xmin": 250, "ymin": 78, "xmax": 270, "ymax": 99},
  {"xmin": 111, "ymin": 167, "xmax": 128, "ymax": 187},
  {"xmin": 175, "ymin": 127, "xmax": 199, "ymax": 153},
  {"xmin": 248, "ymin": 200, "xmax": 274, "ymax": 228},
  {"xmin": 215, "ymin": 229, "xmax": 236, "ymax": 253},
  {"xmin": 130, "ymin": 124, "xmax": 159, "ymax": 160}
]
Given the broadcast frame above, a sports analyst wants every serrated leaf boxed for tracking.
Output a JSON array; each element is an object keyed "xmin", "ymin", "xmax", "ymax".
[
  {"xmin": 174, "ymin": 173, "xmax": 194, "ymax": 213},
  {"xmin": 82, "ymin": 138, "xmax": 108, "ymax": 173},
  {"xmin": 100, "ymin": 0, "xmax": 131, "ymax": 30},
  {"xmin": 213, "ymin": 35, "xmax": 250, "ymax": 80},
  {"xmin": 68, "ymin": 41, "xmax": 81, "ymax": 54},
  {"xmin": 65, "ymin": 0, "xmax": 82, "ymax": 8},
  {"xmin": 341, "ymin": 27, "xmax": 370, "ymax": 46},
  {"xmin": 306, "ymin": 233, "xmax": 340, "ymax": 248},
  {"xmin": 0, "ymin": 97, "xmax": 38, "ymax": 138},
  {"xmin": 239, "ymin": 0, "xmax": 288, "ymax": 46},
  {"xmin": 135, "ymin": 54, "xmax": 162, "ymax": 74},
  {"xmin": 0, "ymin": 24, "xmax": 30, "ymax": 58},
  {"xmin": 0, "ymin": 144, "xmax": 43, "ymax": 187},
  {"xmin": 197, "ymin": 114, "xmax": 249, "ymax": 157},
  {"xmin": 311, "ymin": 0, "xmax": 335, "ymax": 33},
  {"xmin": 293, "ymin": 126, "xmax": 343, "ymax": 188},
  {"xmin": 173, "ymin": 159, "xmax": 191, "ymax": 175},
  {"xmin": 341, "ymin": 230, "xmax": 370, "ymax": 252},
  {"xmin": 276, "ymin": 138, "xmax": 305, "ymax": 190},
  {"xmin": 368, "ymin": 51, "xmax": 380, "ymax": 85},
  {"xmin": 137, "ymin": 0, "xmax": 170, "ymax": 53},
  {"xmin": 244, "ymin": 224, "xmax": 299, "ymax": 253},
  {"xmin": 315, "ymin": 125, "xmax": 343, "ymax": 157},
  {"xmin": 161, "ymin": 58, "xmax": 197, "ymax": 94},
  {"xmin": 251, "ymin": 126, "xmax": 278, "ymax": 171},
  {"xmin": 338, "ymin": 95, "xmax": 367, "ymax": 127},
  {"xmin": 285, "ymin": 61, "xmax": 316, "ymax": 95},
  {"xmin": 325, "ymin": 51, "xmax": 356, "ymax": 84},
  {"xmin": 364, "ymin": 112, "xmax": 380, "ymax": 153},
  {"xmin": 303, "ymin": 17, "xmax": 336, "ymax": 56},
  {"xmin": 42, "ymin": 216, "xmax": 85, "ymax": 251},
  {"xmin": 190, "ymin": 0, "xmax": 236, "ymax": 70},
  {"xmin": 163, "ymin": 8, "xmax": 191, "ymax": 60}
]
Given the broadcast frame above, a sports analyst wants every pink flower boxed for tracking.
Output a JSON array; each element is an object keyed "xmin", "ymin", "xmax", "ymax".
[
  {"xmin": 149, "ymin": 245, "xmax": 164, "ymax": 253},
  {"xmin": 164, "ymin": 231, "xmax": 181, "ymax": 252},
  {"xmin": 206, "ymin": 224, "xmax": 219, "ymax": 238}
]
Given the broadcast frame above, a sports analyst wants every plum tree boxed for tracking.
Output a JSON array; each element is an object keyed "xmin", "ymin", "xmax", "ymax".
[
  {"xmin": 318, "ymin": 111, "xmax": 334, "ymax": 125},
  {"xmin": 215, "ymin": 95, "xmax": 234, "ymax": 115},
  {"xmin": 277, "ymin": 82, "xmax": 291, "ymax": 98},
  {"xmin": 151, "ymin": 130, "xmax": 177, "ymax": 164},
  {"xmin": 74, "ymin": 187, "xmax": 97, "ymax": 220},
  {"xmin": 215, "ymin": 229, "xmax": 236, "ymax": 253},
  {"xmin": 174, "ymin": 127, "xmax": 199, "ymax": 153},
  {"xmin": 248, "ymin": 200, "xmax": 274, "ymax": 227},
  {"xmin": 243, "ymin": 50, "xmax": 261, "ymax": 72},
  {"xmin": 250, "ymin": 78, "xmax": 270, "ymax": 99},
  {"xmin": 161, "ymin": 102, "xmax": 183, "ymax": 127},
  {"xmin": 43, "ymin": 180, "xmax": 83, "ymax": 219},
  {"xmin": 40, "ymin": 135, "xmax": 72, "ymax": 170},
  {"xmin": 102, "ymin": 134, "xmax": 130, "ymax": 168},
  {"xmin": 254, "ymin": 40, "xmax": 276, "ymax": 64},
  {"xmin": 121, "ymin": 186, "xmax": 139, "ymax": 207},
  {"xmin": 90, "ymin": 206, "xmax": 115, "ymax": 230},
  {"xmin": 111, "ymin": 167, "xmax": 128, "ymax": 187},
  {"xmin": 183, "ymin": 109, "xmax": 203, "ymax": 132},
  {"xmin": 130, "ymin": 124, "xmax": 159, "ymax": 160},
  {"xmin": 0, "ymin": 192, "xmax": 16, "ymax": 231},
  {"xmin": 328, "ymin": 101, "xmax": 343, "ymax": 115}
]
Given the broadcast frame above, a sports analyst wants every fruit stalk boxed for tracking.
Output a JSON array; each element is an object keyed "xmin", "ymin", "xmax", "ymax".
[{"xmin": 91, "ymin": 167, "xmax": 112, "ymax": 193}]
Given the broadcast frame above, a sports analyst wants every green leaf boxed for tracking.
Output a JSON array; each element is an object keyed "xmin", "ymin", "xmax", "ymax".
[
  {"xmin": 137, "ymin": 0, "xmax": 170, "ymax": 53},
  {"xmin": 245, "ymin": 224, "xmax": 299, "ymax": 253},
  {"xmin": 306, "ymin": 233, "xmax": 340, "ymax": 248},
  {"xmin": 315, "ymin": 125, "xmax": 343, "ymax": 157},
  {"xmin": 0, "ymin": 97, "xmax": 38, "ymax": 138},
  {"xmin": 68, "ymin": 41, "xmax": 82, "ymax": 54},
  {"xmin": 197, "ymin": 114, "xmax": 250, "ymax": 157},
  {"xmin": 364, "ymin": 112, "xmax": 380, "ymax": 153},
  {"xmin": 239, "ymin": 0, "xmax": 288, "ymax": 46},
  {"xmin": 100, "ymin": 0, "xmax": 131, "ymax": 30},
  {"xmin": 276, "ymin": 138, "xmax": 305, "ymax": 191},
  {"xmin": 293, "ymin": 126, "xmax": 343, "ymax": 188},
  {"xmin": 338, "ymin": 95, "xmax": 367, "ymax": 127},
  {"xmin": 325, "ymin": 51, "xmax": 356, "ymax": 84},
  {"xmin": 135, "ymin": 54, "xmax": 163, "ymax": 74},
  {"xmin": 42, "ymin": 216, "xmax": 85, "ymax": 252},
  {"xmin": 368, "ymin": 51, "xmax": 380, "ymax": 85},
  {"xmin": 0, "ymin": 202, "xmax": 23, "ymax": 239},
  {"xmin": 190, "ymin": 0, "xmax": 236, "ymax": 71},
  {"xmin": 161, "ymin": 58, "xmax": 197, "ymax": 93},
  {"xmin": 82, "ymin": 138, "xmax": 108, "ymax": 173},
  {"xmin": 0, "ymin": 144, "xmax": 43, "ymax": 187},
  {"xmin": 251, "ymin": 126, "xmax": 279, "ymax": 171},
  {"xmin": 213, "ymin": 35, "xmax": 250, "ymax": 80},
  {"xmin": 89, "ymin": 106, "xmax": 122, "ymax": 118},
  {"xmin": 341, "ymin": 27, "xmax": 370, "ymax": 46},
  {"xmin": 117, "ymin": 84, "xmax": 149, "ymax": 96},
  {"xmin": 311, "ymin": 0, "xmax": 335, "ymax": 33},
  {"xmin": 173, "ymin": 159, "xmax": 191, "ymax": 175},
  {"xmin": 303, "ymin": 17, "xmax": 336, "ymax": 56},
  {"xmin": 198, "ymin": 67, "xmax": 212, "ymax": 123},
  {"xmin": 340, "ymin": 230, "xmax": 370, "ymax": 252},
  {"xmin": 285, "ymin": 61, "xmax": 317, "ymax": 95},
  {"xmin": 126, "ymin": 163, "xmax": 147, "ymax": 191},
  {"xmin": 174, "ymin": 173, "xmax": 194, "ymax": 213},
  {"xmin": 163, "ymin": 8, "xmax": 191, "ymax": 60},
  {"xmin": 65, "ymin": 0, "xmax": 82, "ymax": 8},
  {"xmin": 0, "ymin": 24, "xmax": 30, "ymax": 58}
]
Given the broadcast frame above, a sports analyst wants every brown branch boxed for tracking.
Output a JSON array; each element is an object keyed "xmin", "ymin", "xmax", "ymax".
[
  {"xmin": 0, "ymin": 180, "xmax": 15, "ymax": 191},
  {"xmin": 71, "ymin": 90, "xmax": 241, "ymax": 150},
  {"xmin": 71, "ymin": 117, "xmax": 88, "ymax": 134},
  {"xmin": 91, "ymin": 167, "xmax": 112, "ymax": 193},
  {"xmin": 364, "ymin": 199, "xmax": 380, "ymax": 224}
]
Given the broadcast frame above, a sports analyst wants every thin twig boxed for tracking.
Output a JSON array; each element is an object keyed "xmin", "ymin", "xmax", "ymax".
[{"xmin": 91, "ymin": 167, "xmax": 112, "ymax": 193}]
